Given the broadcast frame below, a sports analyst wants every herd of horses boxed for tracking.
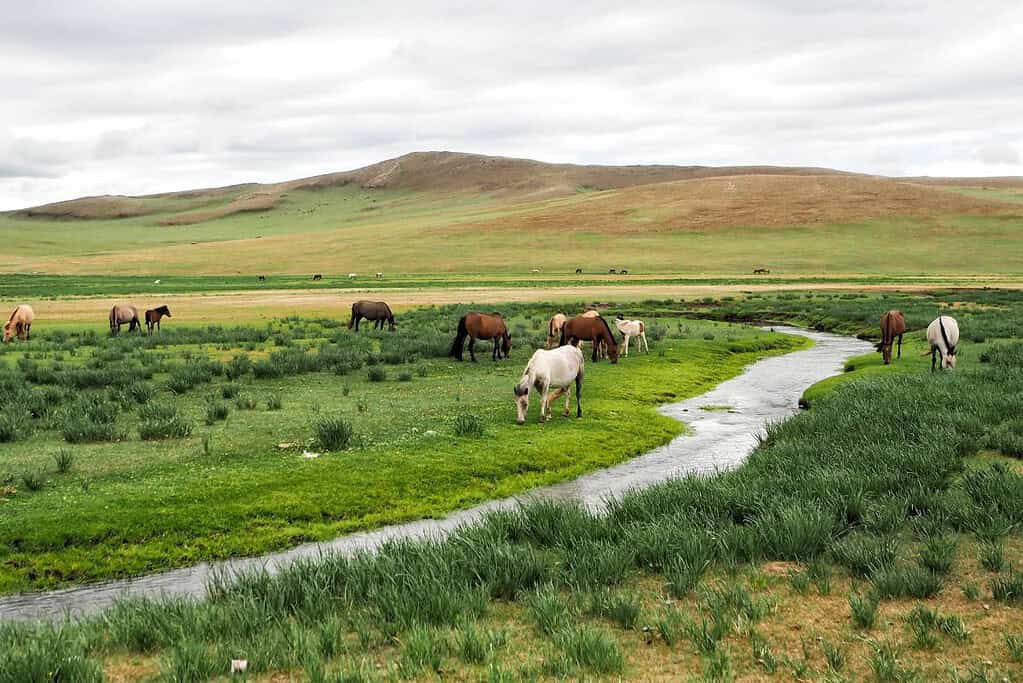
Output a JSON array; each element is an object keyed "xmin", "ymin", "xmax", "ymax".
[{"xmin": 1, "ymin": 299, "xmax": 964, "ymax": 423}]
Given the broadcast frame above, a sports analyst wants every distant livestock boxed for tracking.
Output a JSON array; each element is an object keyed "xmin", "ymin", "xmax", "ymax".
[
  {"xmin": 258, "ymin": 275, "xmax": 266, "ymax": 281},
  {"xmin": 109, "ymin": 304, "xmax": 142, "ymax": 335},
  {"xmin": 312, "ymin": 274, "xmax": 322, "ymax": 281},
  {"xmin": 608, "ymin": 269, "xmax": 616, "ymax": 274},
  {"xmin": 515, "ymin": 345, "xmax": 584, "ymax": 424},
  {"xmin": 926, "ymin": 315, "xmax": 959, "ymax": 371},
  {"xmin": 376, "ymin": 272, "xmax": 383, "ymax": 279},
  {"xmin": 449, "ymin": 312, "xmax": 510, "ymax": 362},
  {"xmin": 348, "ymin": 273, "xmax": 357, "ymax": 279},
  {"xmin": 877, "ymin": 310, "xmax": 906, "ymax": 365},
  {"xmin": 753, "ymin": 268, "xmax": 770, "ymax": 275},
  {"xmin": 575, "ymin": 268, "xmax": 583, "ymax": 274},
  {"xmin": 3, "ymin": 304, "xmax": 34, "ymax": 342},
  {"xmin": 145, "ymin": 305, "xmax": 172, "ymax": 335},
  {"xmin": 349, "ymin": 301, "xmax": 396, "ymax": 331},
  {"xmin": 620, "ymin": 269, "xmax": 629, "ymax": 275}
]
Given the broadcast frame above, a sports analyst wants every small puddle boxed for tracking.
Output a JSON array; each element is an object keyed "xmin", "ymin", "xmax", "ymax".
[{"xmin": 0, "ymin": 327, "xmax": 871, "ymax": 622}]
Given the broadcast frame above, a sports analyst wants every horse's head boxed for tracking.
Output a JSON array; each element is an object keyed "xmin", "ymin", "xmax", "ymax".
[
  {"xmin": 608, "ymin": 343, "xmax": 620, "ymax": 363},
  {"xmin": 2, "ymin": 322, "xmax": 12, "ymax": 343},
  {"xmin": 944, "ymin": 351, "xmax": 957, "ymax": 369},
  {"xmin": 502, "ymin": 334, "xmax": 511, "ymax": 356},
  {"xmin": 163, "ymin": 306, "xmax": 172, "ymax": 318},
  {"xmin": 514, "ymin": 381, "xmax": 529, "ymax": 424},
  {"xmin": 388, "ymin": 319, "xmax": 397, "ymax": 332}
]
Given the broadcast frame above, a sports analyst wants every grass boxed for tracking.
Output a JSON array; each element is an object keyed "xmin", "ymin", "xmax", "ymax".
[
  {"xmin": 0, "ymin": 301, "xmax": 803, "ymax": 593},
  {"xmin": 0, "ymin": 288, "xmax": 1021, "ymax": 680}
]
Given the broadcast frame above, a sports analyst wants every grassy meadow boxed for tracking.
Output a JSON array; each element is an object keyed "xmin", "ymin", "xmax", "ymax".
[
  {"xmin": 1, "ymin": 289, "xmax": 1022, "ymax": 682},
  {"xmin": 0, "ymin": 302, "xmax": 805, "ymax": 594}
]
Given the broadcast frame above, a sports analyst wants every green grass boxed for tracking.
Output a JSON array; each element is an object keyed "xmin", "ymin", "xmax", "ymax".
[
  {"xmin": 1, "ymin": 288, "xmax": 1022, "ymax": 681},
  {"xmin": 0, "ymin": 302, "xmax": 803, "ymax": 593}
]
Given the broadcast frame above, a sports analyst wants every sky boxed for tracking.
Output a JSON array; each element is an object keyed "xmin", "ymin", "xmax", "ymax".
[{"xmin": 1, "ymin": 0, "xmax": 1021, "ymax": 210}]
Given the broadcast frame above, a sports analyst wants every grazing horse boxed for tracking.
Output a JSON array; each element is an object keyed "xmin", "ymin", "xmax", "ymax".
[
  {"xmin": 620, "ymin": 269, "xmax": 629, "ymax": 275},
  {"xmin": 109, "ymin": 304, "xmax": 141, "ymax": 335},
  {"xmin": 561, "ymin": 314, "xmax": 619, "ymax": 363},
  {"xmin": 145, "ymin": 305, "xmax": 172, "ymax": 335},
  {"xmin": 579, "ymin": 310, "xmax": 605, "ymax": 359},
  {"xmin": 575, "ymin": 268, "xmax": 583, "ymax": 274},
  {"xmin": 258, "ymin": 275, "xmax": 266, "ymax": 281},
  {"xmin": 449, "ymin": 312, "xmax": 511, "ymax": 362},
  {"xmin": 753, "ymin": 268, "xmax": 770, "ymax": 274},
  {"xmin": 608, "ymin": 268, "xmax": 616, "ymax": 274},
  {"xmin": 614, "ymin": 317, "xmax": 649, "ymax": 356},
  {"xmin": 926, "ymin": 315, "xmax": 959, "ymax": 371},
  {"xmin": 3, "ymin": 304, "xmax": 34, "ymax": 342},
  {"xmin": 877, "ymin": 310, "xmax": 906, "ymax": 365},
  {"xmin": 349, "ymin": 300, "xmax": 396, "ymax": 331},
  {"xmin": 515, "ymin": 345, "xmax": 584, "ymax": 424},
  {"xmin": 312, "ymin": 274, "xmax": 322, "ymax": 281},
  {"xmin": 546, "ymin": 313, "xmax": 567, "ymax": 349}
]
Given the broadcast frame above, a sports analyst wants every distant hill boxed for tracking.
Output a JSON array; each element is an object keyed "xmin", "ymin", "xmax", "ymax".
[{"xmin": 12, "ymin": 151, "xmax": 858, "ymax": 224}]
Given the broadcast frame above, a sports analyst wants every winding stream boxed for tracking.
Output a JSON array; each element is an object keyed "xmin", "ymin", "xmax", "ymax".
[{"xmin": 0, "ymin": 327, "xmax": 871, "ymax": 622}]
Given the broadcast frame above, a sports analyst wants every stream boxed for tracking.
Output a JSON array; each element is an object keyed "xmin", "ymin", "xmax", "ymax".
[{"xmin": 0, "ymin": 326, "xmax": 872, "ymax": 622}]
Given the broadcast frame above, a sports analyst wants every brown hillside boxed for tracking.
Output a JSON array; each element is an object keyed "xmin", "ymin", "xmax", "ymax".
[
  {"xmin": 12, "ymin": 151, "xmax": 855, "ymax": 223},
  {"xmin": 435, "ymin": 174, "xmax": 1011, "ymax": 236}
]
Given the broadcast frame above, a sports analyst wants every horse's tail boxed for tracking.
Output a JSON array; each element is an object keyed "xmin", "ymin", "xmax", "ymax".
[
  {"xmin": 574, "ymin": 362, "xmax": 584, "ymax": 417},
  {"xmin": 938, "ymin": 316, "xmax": 956, "ymax": 356},
  {"xmin": 109, "ymin": 307, "xmax": 116, "ymax": 330},
  {"xmin": 638, "ymin": 320, "xmax": 644, "ymax": 334},
  {"xmin": 347, "ymin": 303, "xmax": 357, "ymax": 329},
  {"xmin": 449, "ymin": 315, "xmax": 468, "ymax": 359}
]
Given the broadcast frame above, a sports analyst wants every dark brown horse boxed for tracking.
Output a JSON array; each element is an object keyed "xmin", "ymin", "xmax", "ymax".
[
  {"xmin": 145, "ymin": 305, "xmax": 172, "ymax": 335},
  {"xmin": 877, "ymin": 310, "xmax": 906, "ymax": 365},
  {"xmin": 449, "ymin": 312, "xmax": 511, "ymax": 362},
  {"xmin": 349, "ymin": 300, "xmax": 396, "ymax": 331},
  {"xmin": 561, "ymin": 314, "xmax": 619, "ymax": 363}
]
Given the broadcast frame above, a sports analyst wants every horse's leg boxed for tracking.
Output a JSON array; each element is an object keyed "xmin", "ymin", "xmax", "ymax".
[
  {"xmin": 623, "ymin": 334, "xmax": 630, "ymax": 357},
  {"xmin": 897, "ymin": 334, "xmax": 902, "ymax": 359},
  {"xmin": 468, "ymin": 336, "xmax": 477, "ymax": 362},
  {"xmin": 539, "ymin": 381, "xmax": 551, "ymax": 422},
  {"xmin": 641, "ymin": 332, "xmax": 648, "ymax": 352},
  {"xmin": 591, "ymin": 340, "xmax": 599, "ymax": 363},
  {"xmin": 492, "ymin": 338, "xmax": 498, "ymax": 361},
  {"xmin": 575, "ymin": 372, "xmax": 582, "ymax": 418},
  {"xmin": 931, "ymin": 346, "xmax": 937, "ymax": 372}
]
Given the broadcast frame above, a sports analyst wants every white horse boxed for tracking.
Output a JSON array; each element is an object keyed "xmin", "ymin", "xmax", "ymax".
[
  {"xmin": 614, "ymin": 317, "xmax": 648, "ymax": 356},
  {"xmin": 514, "ymin": 345, "xmax": 584, "ymax": 424},
  {"xmin": 926, "ymin": 315, "xmax": 959, "ymax": 370}
]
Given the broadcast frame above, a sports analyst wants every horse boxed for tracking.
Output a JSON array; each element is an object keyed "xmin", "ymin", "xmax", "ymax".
[
  {"xmin": 376, "ymin": 272, "xmax": 383, "ymax": 279},
  {"xmin": 449, "ymin": 312, "xmax": 511, "ymax": 362},
  {"xmin": 312, "ymin": 274, "xmax": 322, "ymax": 281},
  {"xmin": 515, "ymin": 345, "xmax": 584, "ymax": 424},
  {"xmin": 620, "ymin": 269, "xmax": 629, "ymax": 275},
  {"xmin": 614, "ymin": 317, "xmax": 649, "ymax": 356},
  {"xmin": 926, "ymin": 315, "xmax": 959, "ymax": 371},
  {"xmin": 608, "ymin": 268, "xmax": 616, "ymax": 274},
  {"xmin": 109, "ymin": 304, "xmax": 141, "ymax": 335},
  {"xmin": 258, "ymin": 275, "xmax": 266, "ymax": 281},
  {"xmin": 877, "ymin": 310, "xmax": 906, "ymax": 365},
  {"xmin": 753, "ymin": 268, "xmax": 770, "ymax": 275},
  {"xmin": 579, "ymin": 310, "xmax": 606, "ymax": 359},
  {"xmin": 349, "ymin": 301, "xmax": 396, "ymax": 331},
  {"xmin": 561, "ymin": 314, "xmax": 619, "ymax": 363},
  {"xmin": 145, "ymin": 305, "xmax": 172, "ymax": 335},
  {"xmin": 3, "ymin": 304, "xmax": 34, "ymax": 342},
  {"xmin": 546, "ymin": 313, "xmax": 567, "ymax": 349},
  {"xmin": 575, "ymin": 268, "xmax": 583, "ymax": 274}
]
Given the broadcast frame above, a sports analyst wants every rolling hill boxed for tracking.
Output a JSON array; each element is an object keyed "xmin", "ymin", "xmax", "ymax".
[{"xmin": 1, "ymin": 151, "xmax": 1020, "ymax": 277}]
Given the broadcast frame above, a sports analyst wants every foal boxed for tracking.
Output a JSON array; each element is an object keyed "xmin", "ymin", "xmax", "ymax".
[{"xmin": 145, "ymin": 305, "xmax": 172, "ymax": 335}]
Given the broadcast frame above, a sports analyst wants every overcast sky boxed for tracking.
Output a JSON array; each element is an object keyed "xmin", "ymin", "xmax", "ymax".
[{"xmin": 1, "ymin": 1, "xmax": 1021, "ymax": 209}]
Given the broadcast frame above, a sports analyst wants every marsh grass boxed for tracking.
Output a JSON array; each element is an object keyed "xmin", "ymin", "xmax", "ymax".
[
  {"xmin": 849, "ymin": 590, "xmax": 880, "ymax": 629},
  {"xmin": 452, "ymin": 411, "xmax": 485, "ymax": 438},
  {"xmin": 138, "ymin": 402, "xmax": 193, "ymax": 440},
  {"xmin": 314, "ymin": 415, "xmax": 354, "ymax": 451},
  {"xmin": 53, "ymin": 447, "xmax": 75, "ymax": 474}
]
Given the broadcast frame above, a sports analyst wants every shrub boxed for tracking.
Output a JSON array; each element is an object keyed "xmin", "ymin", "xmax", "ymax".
[
  {"xmin": 138, "ymin": 403, "xmax": 193, "ymax": 440},
  {"xmin": 367, "ymin": 366, "xmax": 386, "ymax": 382},
  {"xmin": 61, "ymin": 395, "xmax": 121, "ymax": 443},
  {"xmin": 203, "ymin": 397, "xmax": 229, "ymax": 425},
  {"xmin": 980, "ymin": 541, "xmax": 1006, "ymax": 572},
  {"xmin": 266, "ymin": 393, "xmax": 283, "ymax": 410},
  {"xmin": 20, "ymin": 471, "xmax": 44, "ymax": 492},
  {"xmin": 990, "ymin": 567, "xmax": 1023, "ymax": 604},
  {"xmin": 849, "ymin": 590, "xmax": 879, "ymax": 629},
  {"xmin": 586, "ymin": 589, "xmax": 642, "ymax": 630},
  {"xmin": 220, "ymin": 383, "xmax": 241, "ymax": 399},
  {"xmin": 0, "ymin": 407, "xmax": 31, "ymax": 443},
  {"xmin": 550, "ymin": 626, "xmax": 624, "ymax": 675},
  {"xmin": 121, "ymin": 381, "xmax": 155, "ymax": 406},
  {"xmin": 225, "ymin": 353, "xmax": 252, "ymax": 380},
  {"xmin": 830, "ymin": 532, "xmax": 899, "ymax": 577},
  {"xmin": 53, "ymin": 448, "xmax": 75, "ymax": 474},
  {"xmin": 315, "ymin": 415, "xmax": 354, "ymax": 451},
  {"xmin": 452, "ymin": 411, "xmax": 485, "ymax": 437},
  {"xmin": 918, "ymin": 535, "xmax": 956, "ymax": 575},
  {"xmin": 235, "ymin": 394, "xmax": 257, "ymax": 410},
  {"xmin": 871, "ymin": 565, "xmax": 943, "ymax": 599},
  {"xmin": 398, "ymin": 371, "xmax": 413, "ymax": 382}
]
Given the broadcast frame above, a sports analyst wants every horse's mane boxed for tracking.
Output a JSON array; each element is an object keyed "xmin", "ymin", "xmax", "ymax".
[
  {"xmin": 596, "ymin": 315, "xmax": 616, "ymax": 344},
  {"xmin": 7, "ymin": 307, "xmax": 16, "ymax": 323}
]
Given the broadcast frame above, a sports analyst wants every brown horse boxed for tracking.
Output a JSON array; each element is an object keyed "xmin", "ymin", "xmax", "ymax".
[
  {"xmin": 877, "ymin": 310, "xmax": 906, "ymax": 365},
  {"xmin": 349, "ymin": 301, "xmax": 396, "ymax": 331},
  {"xmin": 3, "ymin": 304, "xmax": 34, "ymax": 342},
  {"xmin": 145, "ymin": 305, "xmax": 172, "ymax": 335},
  {"xmin": 560, "ymin": 314, "xmax": 619, "ymax": 363},
  {"xmin": 110, "ymin": 304, "xmax": 141, "ymax": 335},
  {"xmin": 449, "ymin": 312, "xmax": 511, "ymax": 362}
]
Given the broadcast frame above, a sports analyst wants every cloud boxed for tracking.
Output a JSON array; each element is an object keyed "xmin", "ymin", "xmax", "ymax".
[{"xmin": 1, "ymin": 1, "xmax": 1022, "ymax": 209}]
